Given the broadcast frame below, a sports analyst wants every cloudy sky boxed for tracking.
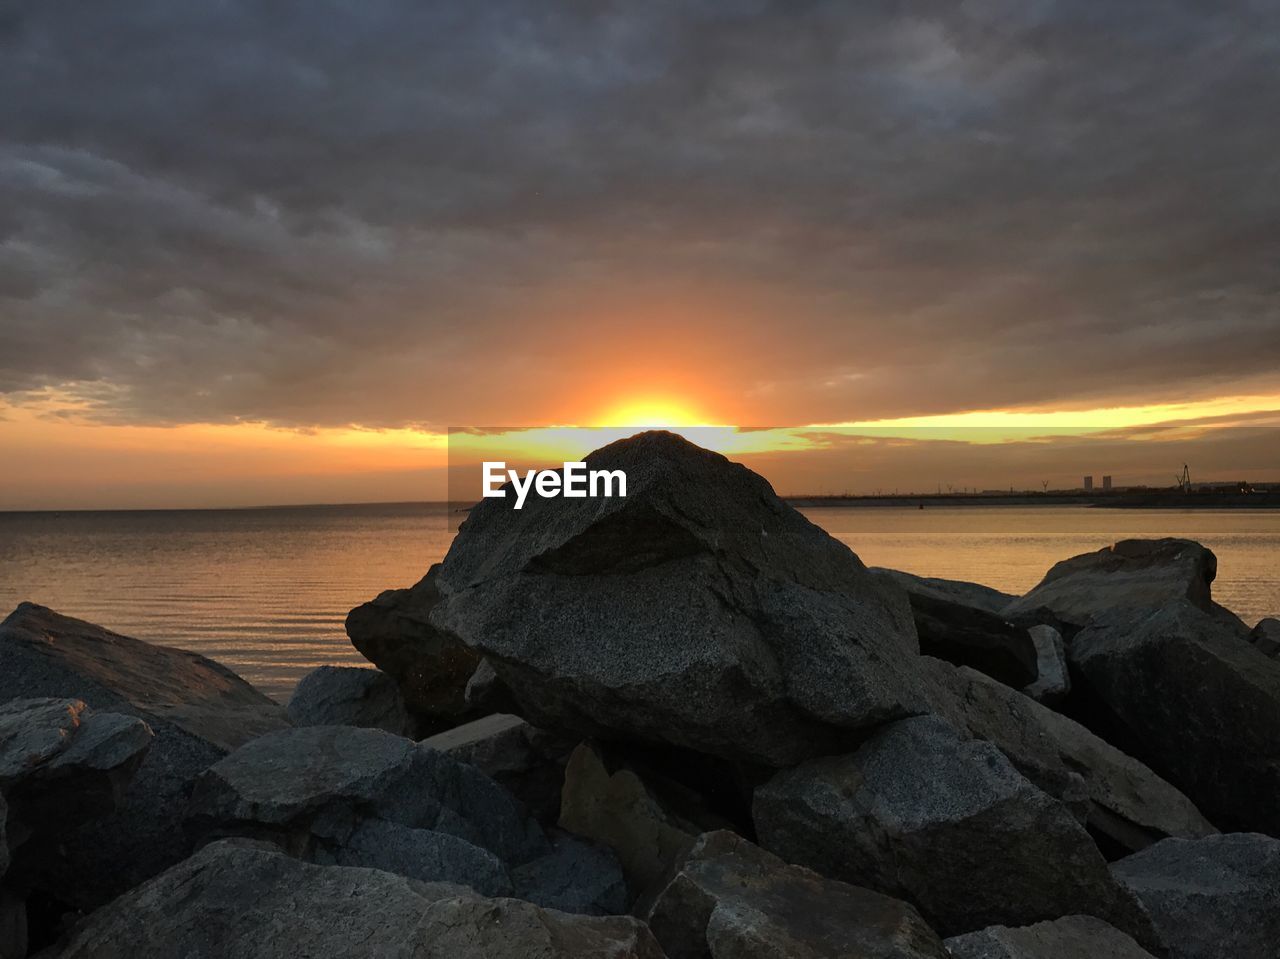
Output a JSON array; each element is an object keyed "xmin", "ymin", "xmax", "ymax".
[{"xmin": 2, "ymin": 1, "xmax": 1278, "ymax": 506}]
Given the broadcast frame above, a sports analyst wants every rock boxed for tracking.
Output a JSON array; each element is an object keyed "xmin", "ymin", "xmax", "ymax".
[
  {"xmin": 647, "ymin": 829, "xmax": 947, "ymax": 959},
  {"xmin": 510, "ymin": 830, "xmax": 629, "ymax": 916},
  {"xmin": 1002, "ymin": 539, "xmax": 1242, "ymax": 629},
  {"xmin": 895, "ymin": 587, "xmax": 1039, "ymax": 687},
  {"xmin": 1251, "ymin": 617, "xmax": 1280, "ymax": 657},
  {"xmin": 869, "ymin": 568, "xmax": 1017, "ymax": 615},
  {"xmin": 285, "ymin": 665, "xmax": 411, "ymax": 736},
  {"xmin": 0, "ymin": 890, "xmax": 24, "ymax": 959},
  {"xmin": 50, "ymin": 839, "xmax": 666, "ymax": 959},
  {"xmin": 927, "ymin": 660, "xmax": 1215, "ymax": 854},
  {"xmin": 752, "ymin": 715, "xmax": 1153, "ymax": 942},
  {"xmin": 422, "ymin": 713, "xmax": 575, "ymax": 821},
  {"xmin": 430, "ymin": 430, "xmax": 929, "ymax": 766},
  {"xmin": 0, "ymin": 793, "xmax": 7, "ymax": 880},
  {"xmin": 345, "ymin": 564, "xmax": 481, "ymax": 719},
  {"xmin": 463, "ymin": 658, "xmax": 520, "ymax": 713},
  {"xmin": 1112, "ymin": 833, "xmax": 1280, "ymax": 959},
  {"xmin": 945, "ymin": 915, "xmax": 1156, "ymax": 958},
  {"xmin": 1021, "ymin": 625, "xmax": 1070, "ymax": 704},
  {"xmin": 185, "ymin": 725, "xmax": 549, "ymax": 892},
  {"xmin": 559, "ymin": 742, "xmax": 730, "ymax": 909},
  {"xmin": 1070, "ymin": 601, "xmax": 1280, "ymax": 833},
  {"xmin": 0, "ymin": 603, "xmax": 287, "ymax": 909}
]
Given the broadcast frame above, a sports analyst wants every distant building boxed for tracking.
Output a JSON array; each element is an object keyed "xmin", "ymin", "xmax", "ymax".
[
  {"xmin": 1102, "ymin": 475, "xmax": 1113, "ymax": 490},
  {"xmin": 1083, "ymin": 475, "xmax": 1094, "ymax": 491}
]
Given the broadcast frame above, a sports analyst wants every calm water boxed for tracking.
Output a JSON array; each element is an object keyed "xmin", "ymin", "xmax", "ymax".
[{"xmin": 1, "ymin": 503, "xmax": 1276, "ymax": 701}]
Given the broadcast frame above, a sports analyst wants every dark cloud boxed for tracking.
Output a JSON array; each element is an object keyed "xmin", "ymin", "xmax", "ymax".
[{"xmin": 2, "ymin": 0, "xmax": 1278, "ymax": 427}]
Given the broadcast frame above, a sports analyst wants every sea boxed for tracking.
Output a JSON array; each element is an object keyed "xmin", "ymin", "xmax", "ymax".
[{"xmin": 1, "ymin": 503, "xmax": 1276, "ymax": 702}]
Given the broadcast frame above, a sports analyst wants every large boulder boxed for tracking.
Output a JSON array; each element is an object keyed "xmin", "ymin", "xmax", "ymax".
[
  {"xmin": 345, "ymin": 564, "xmax": 480, "ymax": 720},
  {"xmin": 752, "ymin": 715, "xmax": 1153, "ymax": 943},
  {"xmin": 868, "ymin": 568, "xmax": 1016, "ymax": 616},
  {"xmin": 1111, "ymin": 833, "xmax": 1280, "ymax": 959},
  {"xmin": 897, "ymin": 589, "xmax": 1039, "ymax": 687},
  {"xmin": 1002, "ymin": 539, "xmax": 1242, "ymax": 629},
  {"xmin": 0, "ymin": 603, "xmax": 286, "ymax": 908},
  {"xmin": 1250, "ymin": 617, "xmax": 1280, "ymax": 657},
  {"xmin": 1070, "ymin": 601, "xmax": 1280, "ymax": 833},
  {"xmin": 647, "ymin": 830, "xmax": 947, "ymax": 959},
  {"xmin": 509, "ymin": 830, "xmax": 629, "ymax": 916},
  {"xmin": 926, "ymin": 660, "xmax": 1215, "ymax": 855},
  {"xmin": 185, "ymin": 725, "xmax": 549, "ymax": 895},
  {"xmin": 429, "ymin": 430, "xmax": 929, "ymax": 766},
  {"xmin": 50, "ymin": 839, "xmax": 666, "ymax": 959},
  {"xmin": 285, "ymin": 665, "xmax": 411, "ymax": 736},
  {"xmin": 944, "ymin": 915, "xmax": 1156, "ymax": 958}
]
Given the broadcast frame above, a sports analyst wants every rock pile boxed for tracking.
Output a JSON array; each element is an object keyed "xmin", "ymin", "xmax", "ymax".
[{"xmin": 4, "ymin": 431, "xmax": 1277, "ymax": 957}]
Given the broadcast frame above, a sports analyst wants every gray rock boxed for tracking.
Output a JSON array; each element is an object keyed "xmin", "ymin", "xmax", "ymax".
[
  {"xmin": 1112, "ymin": 833, "xmax": 1280, "ymax": 959},
  {"xmin": 1003, "ymin": 539, "xmax": 1243, "ymax": 629},
  {"xmin": 869, "ymin": 568, "xmax": 1017, "ymax": 615},
  {"xmin": 1070, "ymin": 601, "xmax": 1280, "ymax": 833},
  {"xmin": 511, "ymin": 830, "xmax": 629, "ymax": 916},
  {"xmin": 894, "ymin": 586, "xmax": 1039, "ymax": 687},
  {"xmin": 945, "ymin": 915, "xmax": 1156, "ymax": 958},
  {"xmin": 1250, "ymin": 617, "xmax": 1280, "ymax": 657},
  {"xmin": 463, "ymin": 657, "xmax": 520, "ymax": 713},
  {"xmin": 422, "ymin": 713, "xmax": 575, "ymax": 821},
  {"xmin": 647, "ymin": 829, "xmax": 948, "ymax": 959},
  {"xmin": 927, "ymin": 660, "xmax": 1215, "ymax": 854},
  {"xmin": 185, "ymin": 725, "xmax": 549, "ymax": 889},
  {"xmin": 345, "ymin": 564, "xmax": 481, "ymax": 719},
  {"xmin": 330, "ymin": 817, "xmax": 512, "ymax": 897},
  {"xmin": 50, "ymin": 839, "xmax": 665, "ymax": 959},
  {"xmin": 431, "ymin": 430, "xmax": 929, "ymax": 766},
  {"xmin": 753, "ymin": 715, "xmax": 1154, "ymax": 943},
  {"xmin": 0, "ymin": 603, "xmax": 286, "ymax": 909},
  {"xmin": 1021, "ymin": 625, "xmax": 1070, "ymax": 704},
  {"xmin": 286, "ymin": 665, "xmax": 411, "ymax": 735}
]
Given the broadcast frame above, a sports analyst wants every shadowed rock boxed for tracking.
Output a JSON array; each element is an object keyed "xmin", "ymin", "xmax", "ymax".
[
  {"xmin": 647, "ymin": 830, "xmax": 948, "ymax": 959},
  {"xmin": 1112, "ymin": 833, "xmax": 1280, "ymax": 959},
  {"xmin": 869, "ymin": 568, "xmax": 1016, "ymax": 615},
  {"xmin": 0, "ymin": 603, "xmax": 285, "ymax": 909},
  {"xmin": 49, "ymin": 839, "xmax": 666, "ymax": 959},
  {"xmin": 753, "ymin": 715, "xmax": 1154, "ymax": 944},
  {"xmin": 945, "ymin": 915, "xmax": 1156, "ymax": 958},
  {"xmin": 430, "ymin": 430, "xmax": 929, "ymax": 766},
  {"xmin": 1021, "ymin": 624, "xmax": 1070, "ymax": 704},
  {"xmin": 1251, "ymin": 617, "xmax": 1280, "ymax": 657},
  {"xmin": 286, "ymin": 665, "xmax": 411, "ymax": 736},
  {"xmin": 510, "ymin": 830, "xmax": 629, "ymax": 916},
  {"xmin": 1070, "ymin": 601, "xmax": 1280, "ymax": 834}
]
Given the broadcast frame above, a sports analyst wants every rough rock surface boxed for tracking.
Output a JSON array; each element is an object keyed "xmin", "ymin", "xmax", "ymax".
[
  {"xmin": 1111, "ymin": 833, "xmax": 1280, "ymax": 959},
  {"xmin": 869, "ymin": 568, "xmax": 1017, "ymax": 615},
  {"xmin": 50, "ymin": 839, "xmax": 665, "ymax": 959},
  {"xmin": 1070, "ymin": 601, "xmax": 1280, "ymax": 833},
  {"xmin": 1021, "ymin": 624, "xmax": 1070, "ymax": 704},
  {"xmin": 345, "ymin": 564, "xmax": 480, "ymax": 718},
  {"xmin": 510, "ymin": 830, "xmax": 629, "ymax": 916},
  {"xmin": 896, "ymin": 587, "xmax": 1039, "ymax": 687},
  {"xmin": 944, "ymin": 915, "xmax": 1155, "ymax": 958},
  {"xmin": 1002, "ymin": 539, "xmax": 1241, "ymax": 628},
  {"xmin": 0, "ymin": 603, "xmax": 286, "ymax": 908},
  {"xmin": 1250, "ymin": 617, "xmax": 1280, "ymax": 657},
  {"xmin": 647, "ymin": 829, "xmax": 947, "ymax": 959},
  {"xmin": 186, "ymin": 725, "xmax": 549, "ymax": 886},
  {"xmin": 430, "ymin": 430, "xmax": 929, "ymax": 766},
  {"xmin": 285, "ymin": 665, "xmax": 411, "ymax": 736},
  {"xmin": 927, "ymin": 660, "xmax": 1215, "ymax": 854},
  {"xmin": 753, "ymin": 715, "xmax": 1152, "ymax": 942},
  {"xmin": 422, "ymin": 713, "xmax": 575, "ymax": 821}
]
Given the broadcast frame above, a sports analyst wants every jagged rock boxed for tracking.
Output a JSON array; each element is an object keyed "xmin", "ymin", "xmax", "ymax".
[
  {"xmin": 185, "ymin": 725, "xmax": 548, "ymax": 895},
  {"xmin": 945, "ymin": 915, "xmax": 1156, "ymax": 958},
  {"xmin": 422, "ymin": 713, "xmax": 575, "ymax": 821},
  {"xmin": 1251, "ymin": 617, "xmax": 1280, "ymax": 657},
  {"xmin": 511, "ymin": 830, "xmax": 628, "ymax": 916},
  {"xmin": 1021, "ymin": 625, "xmax": 1070, "ymax": 704},
  {"xmin": 49, "ymin": 839, "xmax": 665, "ymax": 958},
  {"xmin": 559, "ymin": 742, "xmax": 733, "ymax": 909},
  {"xmin": 869, "ymin": 568, "xmax": 1017, "ymax": 615},
  {"xmin": 285, "ymin": 665, "xmax": 411, "ymax": 736},
  {"xmin": 893, "ymin": 586, "xmax": 1039, "ymax": 687},
  {"xmin": 345, "ymin": 564, "xmax": 481, "ymax": 719},
  {"xmin": 0, "ymin": 603, "xmax": 286, "ymax": 909},
  {"xmin": 430, "ymin": 431, "xmax": 928, "ymax": 766},
  {"xmin": 1112, "ymin": 833, "xmax": 1280, "ymax": 959},
  {"xmin": 648, "ymin": 829, "xmax": 947, "ymax": 959},
  {"xmin": 1070, "ymin": 601, "xmax": 1280, "ymax": 834},
  {"xmin": 753, "ymin": 715, "xmax": 1153, "ymax": 942},
  {"xmin": 1002, "ymin": 539, "xmax": 1243, "ymax": 629},
  {"xmin": 926, "ymin": 660, "xmax": 1215, "ymax": 854}
]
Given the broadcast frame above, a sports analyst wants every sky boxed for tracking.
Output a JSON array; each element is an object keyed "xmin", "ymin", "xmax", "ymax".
[{"xmin": 2, "ymin": 1, "xmax": 1279, "ymax": 508}]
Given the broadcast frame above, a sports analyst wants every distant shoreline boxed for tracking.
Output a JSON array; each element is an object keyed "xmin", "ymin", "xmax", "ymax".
[{"xmin": 788, "ymin": 491, "xmax": 1280, "ymax": 509}]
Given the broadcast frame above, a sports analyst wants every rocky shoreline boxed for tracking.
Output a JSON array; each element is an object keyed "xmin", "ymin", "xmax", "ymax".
[{"xmin": 1, "ymin": 431, "xmax": 1277, "ymax": 958}]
